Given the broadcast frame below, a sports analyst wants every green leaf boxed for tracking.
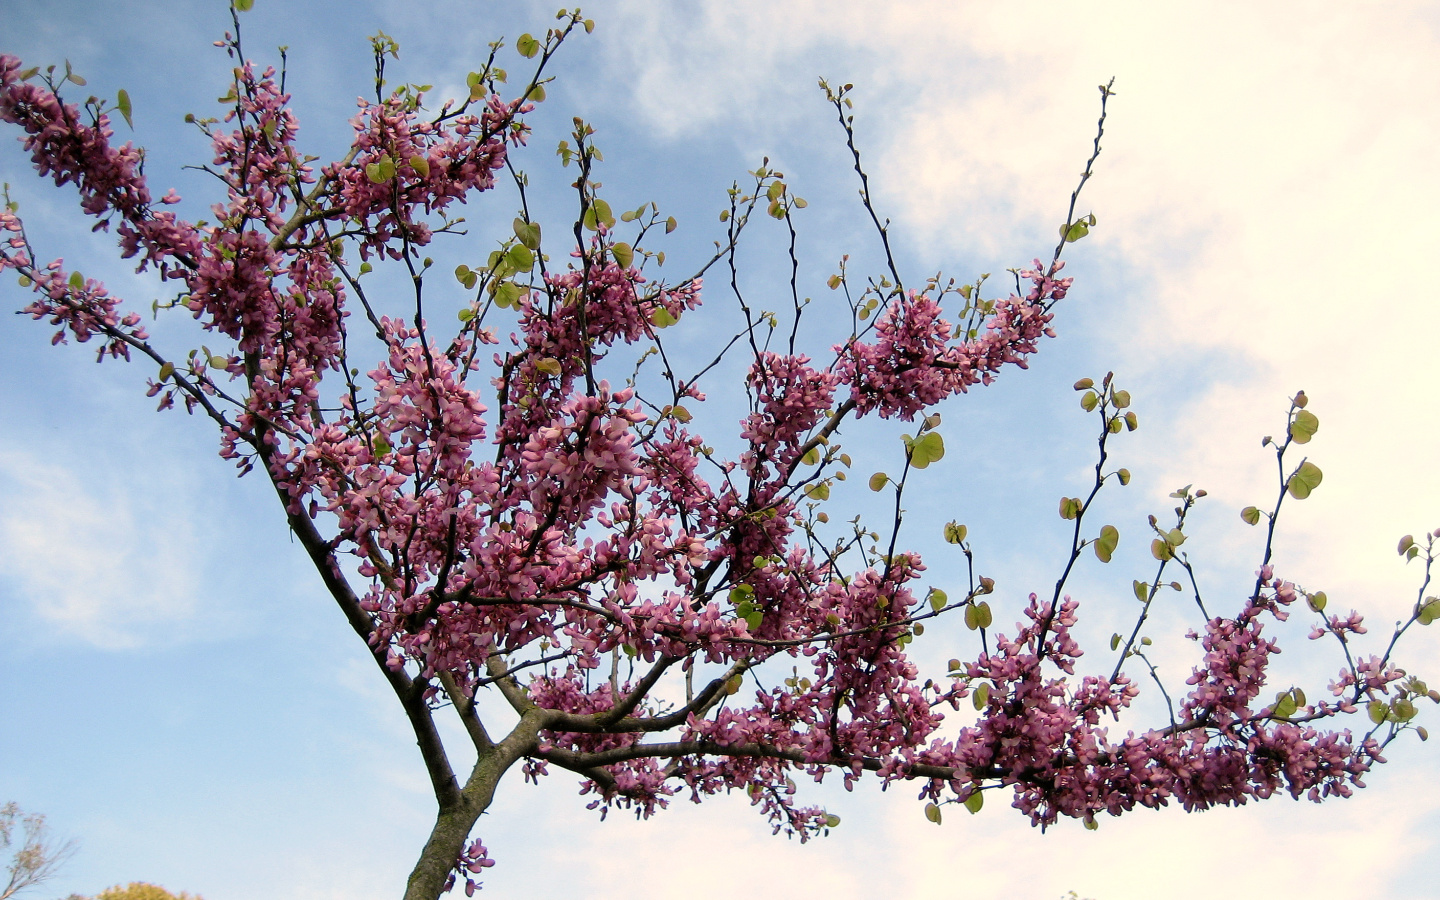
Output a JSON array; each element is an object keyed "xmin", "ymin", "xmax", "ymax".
[
  {"xmin": 408, "ymin": 154, "xmax": 430, "ymax": 178},
  {"xmin": 908, "ymin": 431, "xmax": 945, "ymax": 469},
  {"xmin": 1073, "ymin": 377, "xmax": 1094, "ymax": 391},
  {"xmin": 967, "ymin": 599, "xmax": 990, "ymax": 627},
  {"xmin": 493, "ymin": 281, "xmax": 523, "ymax": 309},
  {"xmin": 1393, "ymin": 698, "xmax": 1418, "ymax": 722},
  {"xmin": 116, "ymin": 89, "xmax": 133, "ymax": 128},
  {"xmin": 1059, "ymin": 497, "xmax": 1081, "ymax": 520},
  {"xmin": 1241, "ymin": 506, "xmax": 1262, "ymax": 526},
  {"xmin": 233, "ymin": 0, "xmax": 254, "ymax": 10},
  {"xmin": 611, "ymin": 242, "xmax": 634, "ymax": 269},
  {"xmin": 824, "ymin": 814, "xmax": 841, "ymax": 828},
  {"xmin": 963, "ymin": 791, "xmax": 984, "ymax": 814},
  {"xmin": 1109, "ymin": 632, "xmax": 1121, "ymax": 651},
  {"xmin": 158, "ymin": 361, "xmax": 175, "ymax": 381},
  {"xmin": 1150, "ymin": 538, "xmax": 1172, "ymax": 561},
  {"xmin": 1117, "ymin": 468, "xmax": 1131, "ymax": 486},
  {"xmin": 924, "ymin": 802, "xmax": 942, "ymax": 824},
  {"xmin": 593, "ymin": 198, "xmax": 614, "ymax": 228},
  {"xmin": 868, "ymin": 472, "xmax": 888, "ymax": 492},
  {"xmin": 800, "ymin": 446, "xmax": 820, "ymax": 466},
  {"xmin": 1165, "ymin": 528, "xmax": 1186, "ymax": 548},
  {"xmin": 1111, "ymin": 389, "xmax": 1131, "ymax": 409},
  {"xmin": 804, "ymin": 482, "xmax": 830, "ymax": 501},
  {"xmin": 1094, "ymin": 525, "xmax": 1119, "ymax": 563},
  {"xmin": 1286, "ymin": 461, "xmax": 1324, "ymax": 500},
  {"xmin": 359, "ymin": 262, "xmax": 373, "ymax": 275},
  {"xmin": 513, "ymin": 217, "xmax": 542, "ymax": 249},
  {"xmin": 724, "ymin": 674, "xmax": 743, "ymax": 695},
  {"xmin": 928, "ymin": 588, "xmax": 948, "ymax": 612},
  {"xmin": 516, "ymin": 33, "xmax": 540, "ymax": 58},
  {"xmin": 67, "ymin": 270, "xmax": 84, "ymax": 290},
  {"xmin": 665, "ymin": 216, "xmax": 678, "ymax": 233},
  {"xmin": 1307, "ymin": 591, "xmax": 1328, "ymax": 613},
  {"xmin": 1273, "ymin": 693, "xmax": 1297, "ymax": 719},
  {"xmin": 1417, "ymin": 597, "xmax": 1440, "ymax": 626},
  {"xmin": 1398, "ymin": 534, "xmax": 1416, "ymax": 556},
  {"xmin": 1290, "ymin": 409, "xmax": 1319, "ymax": 444},
  {"xmin": 1133, "ymin": 580, "xmax": 1150, "ymax": 602},
  {"xmin": 649, "ymin": 307, "xmax": 678, "ymax": 328},
  {"xmin": 972, "ymin": 681, "xmax": 990, "ymax": 710},
  {"xmin": 1080, "ymin": 391, "xmax": 1099, "ymax": 412},
  {"xmin": 1061, "ymin": 220, "xmax": 1090, "ymax": 242},
  {"xmin": 458, "ymin": 307, "xmax": 476, "ymax": 322},
  {"xmin": 505, "ymin": 244, "xmax": 534, "ymax": 271},
  {"xmin": 1368, "ymin": 700, "xmax": 1389, "ymax": 725},
  {"xmin": 944, "ymin": 522, "xmax": 967, "ymax": 544},
  {"xmin": 534, "ymin": 357, "xmax": 562, "ymax": 377}
]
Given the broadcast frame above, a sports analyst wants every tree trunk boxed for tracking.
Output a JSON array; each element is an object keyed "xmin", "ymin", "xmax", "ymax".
[{"xmin": 403, "ymin": 711, "xmax": 544, "ymax": 900}]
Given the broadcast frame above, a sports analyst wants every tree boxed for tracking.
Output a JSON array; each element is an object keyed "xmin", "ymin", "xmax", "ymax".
[
  {"xmin": 91, "ymin": 884, "xmax": 202, "ymax": 900},
  {"xmin": 2, "ymin": 5, "xmax": 1436, "ymax": 899},
  {"xmin": 1, "ymin": 802, "xmax": 76, "ymax": 900}
]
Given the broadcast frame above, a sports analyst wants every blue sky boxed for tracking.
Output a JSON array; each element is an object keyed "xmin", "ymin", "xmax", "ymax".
[{"xmin": 2, "ymin": 1, "xmax": 1438, "ymax": 898}]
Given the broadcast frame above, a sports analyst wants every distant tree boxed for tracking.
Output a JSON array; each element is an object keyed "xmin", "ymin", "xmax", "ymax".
[
  {"xmin": 0, "ymin": 802, "xmax": 76, "ymax": 900},
  {"xmin": 1, "ymin": 3, "xmax": 1435, "ymax": 899},
  {"xmin": 91, "ymin": 883, "xmax": 203, "ymax": 900}
]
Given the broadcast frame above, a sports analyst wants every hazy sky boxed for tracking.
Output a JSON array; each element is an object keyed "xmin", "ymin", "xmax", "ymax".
[{"xmin": 2, "ymin": 2, "xmax": 1438, "ymax": 898}]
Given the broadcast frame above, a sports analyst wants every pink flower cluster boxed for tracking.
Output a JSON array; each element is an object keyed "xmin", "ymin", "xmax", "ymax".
[
  {"xmin": 328, "ymin": 91, "xmax": 520, "ymax": 260},
  {"xmin": 836, "ymin": 262, "xmax": 1065, "ymax": 420}
]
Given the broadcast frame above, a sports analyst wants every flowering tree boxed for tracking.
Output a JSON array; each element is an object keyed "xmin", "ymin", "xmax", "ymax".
[{"xmin": 3, "ymin": 6, "xmax": 1437, "ymax": 899}]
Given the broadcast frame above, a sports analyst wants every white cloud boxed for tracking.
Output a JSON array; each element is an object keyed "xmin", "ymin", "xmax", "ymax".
[
  {"xmin": 597, "ymin": 0, "xmax": 1440, "ymax": 617},
  {"xmin": 0, "ymin": 449, "xmax": 203, "ymax": 648}
]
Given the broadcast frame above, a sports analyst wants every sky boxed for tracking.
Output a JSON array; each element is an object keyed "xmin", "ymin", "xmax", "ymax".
[{"xmin": 2, "ymin": 1, "xmax": 1438, "ymax": 898}]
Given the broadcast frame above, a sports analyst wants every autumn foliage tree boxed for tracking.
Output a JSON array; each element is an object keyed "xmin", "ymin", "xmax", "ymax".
[
  {"xmin": 3, "ymin": 5, "xmax": 1437, "ymax": 899},
  {"xmin": 91, "ymin": 884, "xmax": 202, "ymax": 900}
]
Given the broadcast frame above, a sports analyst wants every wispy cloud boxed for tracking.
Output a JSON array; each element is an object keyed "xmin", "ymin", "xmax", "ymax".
[{"xmin": 0, "ymin": 449, "xmax": 204, "ymax": 648}]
